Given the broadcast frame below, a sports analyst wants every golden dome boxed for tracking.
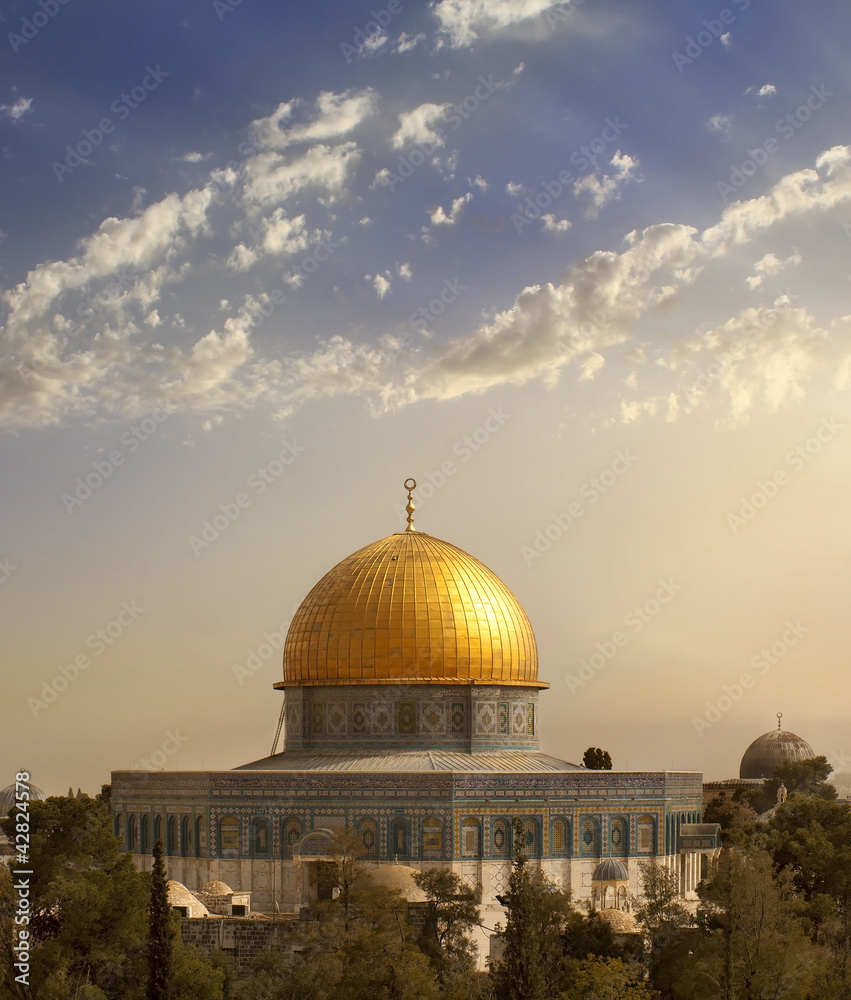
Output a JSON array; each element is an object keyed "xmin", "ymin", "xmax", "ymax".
[{"xmin": 277, "ymin": 530, "xmax": 543, "ymax": 688}]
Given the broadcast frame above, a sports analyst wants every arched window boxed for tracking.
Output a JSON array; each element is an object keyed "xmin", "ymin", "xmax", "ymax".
[
  {"xmin": 195, "ymin": 816, "xmax": 203, "ymax": 858},
  {"xmin": 461, "ymin": 818, "xmax": 481, "ymax": 858},
  {"xmin": 581, "ymin": 817, "xmax": 600, "ymax": 857},
  {"xmin": 283, "ymin": 818, "xmax": 301, "ymax": 856},
  {"xmin": 422, "ymin": 817, "xmax": 443, "ymax": 857},
  {"xmin": 140, "ymin": 816, "xmax": 150, "ymax": 854},
  {"xmin": 551, "ymin": 818, "xmax": 569, "ymax": 856},
  {"xmin": 251, "ymin": 817, "xmax": 271, "ymax": 856},
  {"xmin": 610, "ymin": 817, "xmax": 628, "ymax": 857},
  {"xmin": 359, "ymin": 819, "xmax": 379, "ymax": 857},
  {"xmin": 115, "ymin": 814, "xmax": 125, "ymax": 842},
  {"xmin": 154, "ymin": 815, "xmax": 163, "ymax": 849},
  {"xmin": 181, "ymin": 817, "xmax": 192, "ymax": 857},
  {"xmin": 127, "ymin": 815, "xmax": 137, "ymax": 852},
  {"xmin": 492, "ymin": 819, "xmax": 511, "ymax": 858},
  {"xmin": 219, "ymin": 815, "xmax": 240, "ymax": 856},
  {"xmin": 522, "ymin": 818, "xmax": 540, "ymax": 858},
  {"xmin": 638, "ymin": 815, "xmax": 655, "ymax": 854},
  {"xmin": 391, "ymin": 819, "xmax": 409, "ymax": 858}
]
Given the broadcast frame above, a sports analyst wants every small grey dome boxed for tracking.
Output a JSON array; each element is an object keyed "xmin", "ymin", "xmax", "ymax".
[{"xmin": 593, "ymin": 859, "xmax": 629, "ymax": 882}]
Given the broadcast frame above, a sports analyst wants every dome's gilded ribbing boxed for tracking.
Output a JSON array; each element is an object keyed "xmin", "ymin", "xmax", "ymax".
[{"xmin": 277, "ymin": 531, "xmax": 543, "ymax": 688}]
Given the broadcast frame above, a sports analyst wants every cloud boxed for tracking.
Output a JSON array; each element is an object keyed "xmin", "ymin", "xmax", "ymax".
[
  {"xmin": 541, "ymin": 213, "xmax": 571, "ymax": 234},
  {"xmin": 393, "ymin": 32, "xmax": 426, "ymax": 54},
  {"xmin": 745, "ymin": 250, "xmax": 802, "ymax": 289},
  {"xmin": 376, "ymin": 146, "xmax": 851, "ymax": 412},
  {"xmin": 391, "ymin": 103, "xmax": 449, "ymax": 150},
  {"xmin": 746, "ymin": 83, "xmax": 777, "ymax": 102},
  {"xmin": 0, "ymin": 97, "xmax": 33, "ymax": 121},
  {"xmin": 428, "ymin": 192, "xmax": 472, "ymax": 225},
  {"xmin": 433, "ymin": 0, "xmax": 566, "ymax": 48},
  {"xmin": 706, "ymin": 113, "xmax": 734, "ymax": 139},
  {"xmin": 573, "ymin": 151, "xmax": 639, "ymax": 218},
  {"xmin": 249, "ymin": 90, "xmax": 377, "ymax": 150},
  {"xmin": 179, "ymin": 151, "xmax": 212, "ymax": 163},
  {"xmin": 240, "ymin": 142, "xmax": 361, "ymax": 208}
]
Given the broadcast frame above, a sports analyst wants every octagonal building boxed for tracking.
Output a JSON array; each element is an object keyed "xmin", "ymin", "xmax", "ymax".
[{"xmin": 111, "ymin": 483, "xmax": 710, "ymax": 913}]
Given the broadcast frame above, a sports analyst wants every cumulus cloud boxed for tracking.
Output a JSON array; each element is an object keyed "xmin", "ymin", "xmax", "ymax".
[
  {"xmin": 573, "ymin": 151, "xmax": 639, "ymax": 218},
  {"xmin": 745, "ymin": 250, "xmax": 802, "ymax": 289},
  {"xmin": 746, "ymin": 83, "xmax": 777, "ymax": 102},
  {"xmin": 376, "ymin": 146, "xmax": 851, "ymax": 413},
  {"xmin": 249, "ymin": 90, "xmax": 376, "ymax": 150},
  {"xmin": 541, "ymin": 213, "xmax": 571, "ymax": 234},
  {"xmin": 427, "ymin": 193, "xmax": 472, "ymax": 225},
  {"xmin": 433, "ymin": 0, "xmax": 566, "ymax": 48},
  {"xmin": 0, "ymin": 97, "xmax": 33, "ymax": 120},
  {"xmin": 391, "ymin": 103, "xmax": 449, "ymax": 150}
]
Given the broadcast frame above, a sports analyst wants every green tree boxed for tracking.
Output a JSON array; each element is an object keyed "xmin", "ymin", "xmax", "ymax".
[
  {"xmin": 412, "ymin": 869, "xmax": 480, "ymax": 981},
  {"xmin": 561, "ymin": 955, "xmax": 659, "ymax": 998},
  {"xmin": 679, "ymin": 849, "xmax": 818, "ymax": 1000},
  {"xmin": 0, "ymin": 793, "xmax": 149, "ymax": 999},
  {"xmin": 703, "ymin": 792, "xmax": 758, "ymax": 840},
  {"xmin": 582, "ymin": 749, "xmax": 613, "ymax": 770},
  {"xmin": 147, "ymin": 840, "xmax": 172, "ymax": 1000},
  {"xmin": 491, "ymin": 819, "xmax": 572, "ymax": 1000}
]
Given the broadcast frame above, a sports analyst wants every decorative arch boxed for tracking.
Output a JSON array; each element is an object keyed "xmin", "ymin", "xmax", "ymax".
[
  {"xmin": 609, "ymin": 817, "xmax": 628, "ymax": 857},
  {"xmin": 283, "ymin": 818, "xmax": 302, "ymax": 856},
  {"xmin": 551, "ymin": 817, "xmax": 569, "ymax": 856},
  {"xmin": 115, "ymin": 813, "xmax": 125, "ymax": 842},
  {"xmin": 359, "ymin": 818, "xmax": 379, "ymax": 858},
  {"xmin": 521, "ymin": 817, "xmax": 541, "ymax": 858},
  {"xmin": 492, "ymin": 818, "xmax": 511, "ymax": 858},
  {"xmin": 461, "ymin": 817, "xmax": 481, "ymax": 859},
  {"xmin": 391, "ymin": 818, "xmax": 409, "ymax": 859},
  {"xmin": 127, "ymin": 814, "xmax": 137, "ymax": 852},
  {"xmin": 194, "ymin": 815, "xmax": 203, "ymax": 858},
  {"xmin": 251, "ymin": 817, "xmax": 271, "ymax": 856},
  {"xmin": 140, "ymin": 815, "xmax": 150, "ymax": 854},
  {"xmin": 153, "ymin": 815, "xmax": 163, "ymax": 849},
  {"xmin": 580, "ymin": 816, "xmax": 600, "ymax": 857},
  {"xmin": 219, "ymin": 815, "xmax": 240, "ymax": 857},
  {"xmin": 637, "ymin": 814, "xmax": 656, "ymax": 854}
]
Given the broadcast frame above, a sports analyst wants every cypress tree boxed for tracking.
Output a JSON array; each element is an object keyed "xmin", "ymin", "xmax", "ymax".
[{"xmin": 147, "ymin": 838, "xmax": 173, "ymax": 1000}]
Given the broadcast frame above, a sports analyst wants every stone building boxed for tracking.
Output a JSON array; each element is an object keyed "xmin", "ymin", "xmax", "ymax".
[{"xmin": 111, "ymin": 483, "xmax": 715, "ymax": 914}]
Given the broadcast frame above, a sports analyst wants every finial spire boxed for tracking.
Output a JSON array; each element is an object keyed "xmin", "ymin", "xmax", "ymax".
[
  {"xmin": 777, "ymin": 712, "xmax": 783, "ymax": 730},
  {"xmin": 404, "ymin": 478, "xmax": 417, "ymax": 531}
]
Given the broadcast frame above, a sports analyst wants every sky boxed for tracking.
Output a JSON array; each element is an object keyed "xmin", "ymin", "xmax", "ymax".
[{"xmin": 1, "ymin": 0, "xmax": 849, "ymax": 796}]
